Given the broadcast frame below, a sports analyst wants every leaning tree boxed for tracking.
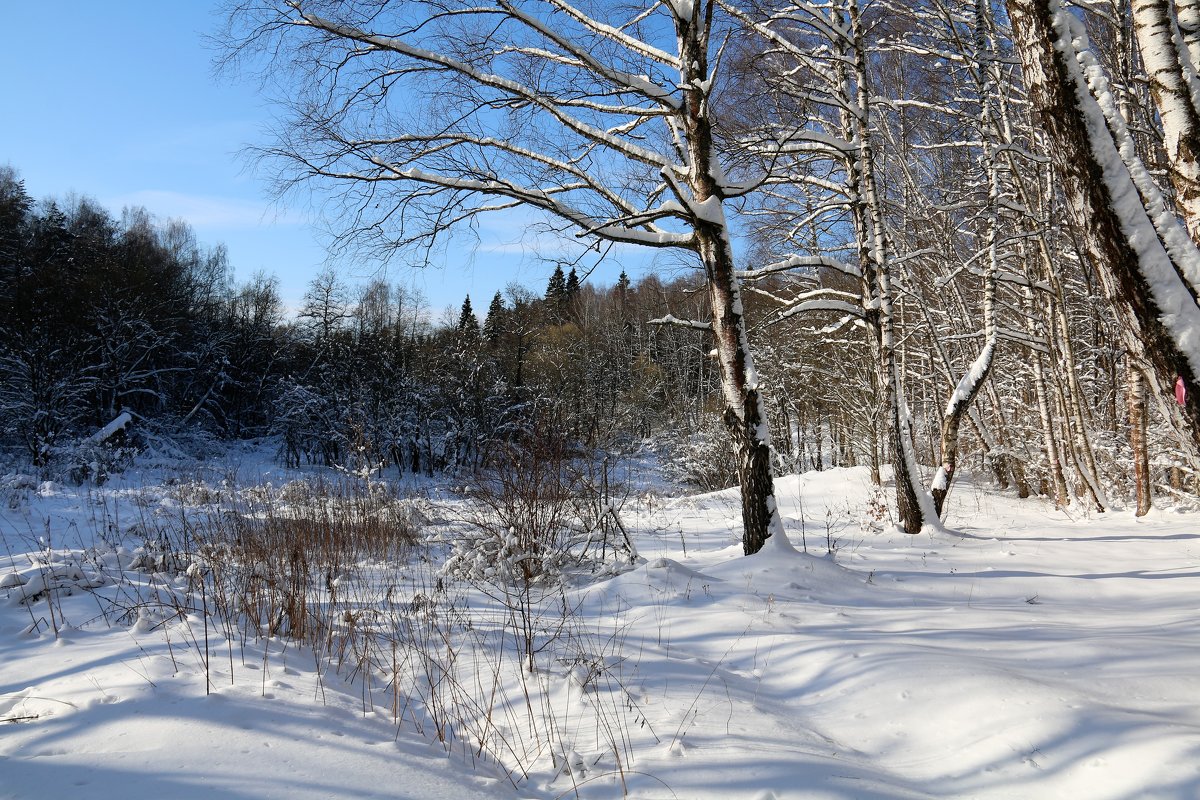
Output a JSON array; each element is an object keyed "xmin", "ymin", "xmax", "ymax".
[{"xmin": 1006, "ymin": 0, "xmax": 1200, "ymax": 454}]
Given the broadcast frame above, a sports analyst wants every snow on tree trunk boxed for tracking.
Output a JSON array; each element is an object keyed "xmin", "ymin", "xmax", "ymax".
[
  {"xmin": 933, "ymin": 0, "xmax": 1001, "ymax": 519},
  {"xmin": 1130, "ymin": 0, "xmax": 1200, "ymax": 245},
  {"xmin": 1006, "ymin": 0, "xmax": 1200, "ymax": 453},
  {"xmin": 677, "ymin": 4, "xmax": 790, "ymax": 555},
  {"xmin": 1178, "ymin": 0, "xmax": 1200, "ymax": 71}
]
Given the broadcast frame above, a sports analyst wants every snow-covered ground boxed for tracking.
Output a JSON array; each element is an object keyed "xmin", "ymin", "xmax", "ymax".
[{"xmin": 2, "ymin": 454, "xmax": 1199, "ymax": 799}]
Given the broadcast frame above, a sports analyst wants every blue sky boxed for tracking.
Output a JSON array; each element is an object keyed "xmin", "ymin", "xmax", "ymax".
[{"xmin": 0, "ymin": 1, "xmax": 656, "ymax": 316}]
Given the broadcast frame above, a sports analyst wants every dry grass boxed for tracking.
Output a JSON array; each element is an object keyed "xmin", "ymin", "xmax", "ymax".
[{"xmin": 69, "ymin": 464, "xmax": 646, "ymax": 795}]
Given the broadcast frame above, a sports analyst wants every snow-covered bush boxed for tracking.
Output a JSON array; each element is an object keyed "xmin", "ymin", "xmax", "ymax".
[
  {"xmin": 60, "ymin": 440, "xmax": 139, "ymax": 486},
  {"xmin": 660, "ymin": 414, "xmax": 738, "ymax": 492},
  {"xmin": 444, "ymin": 440, "xmax": 577, "ymax": 587},
  {"xmin": 1, "ymin": 472, "xmax": 37, "ymax": 509},
  {"xmin": 167, "ymin": 479, "xmax": 224, "ymax": 507}
]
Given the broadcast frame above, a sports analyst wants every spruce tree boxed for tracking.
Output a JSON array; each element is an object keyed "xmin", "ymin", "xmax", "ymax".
[
  {"xmin": 483, "ymin": 291, "xmax": 505, "ymax": 345},
  {"xmin": 458, "ymin": 294, "xmax": 479, "ymax": 332},
  {"xmin": 615, "ymin": 270, "xmax": 631, "ymax": 319},
  {"xmin": 0, "ymin": 167, "xmax": 32, "ymax": 327},
  {"xmin": 545, "ymin": 265, "xmax": 566, "ymax": 304}
]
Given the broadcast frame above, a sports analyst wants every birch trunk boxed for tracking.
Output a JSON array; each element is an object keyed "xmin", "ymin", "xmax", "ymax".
[
  {"xmin": 846, "ymin": 0, "xmax": 936, "ymax": 533},
  {"xmin": 1128, "ymin": 361, "xmax": 1153, "ymax": 515},
  {"xmin": 1130, "ymin": 0, "xmax": 1200, "ymax": 243},
  {"xmin": 1006, "ymin": 0, "xmax": 1200, "ymax": 452},
  {"xmin": 678, "ymin": 4, "xmax": 789, "ymax": 555},
  {"xmin": 1177, "ymin": 0, "xmax": 1200, "ymax": 70},
  {"xmin": 933, "ymin": 0, "xmax": 1001, "ymax": 518}
]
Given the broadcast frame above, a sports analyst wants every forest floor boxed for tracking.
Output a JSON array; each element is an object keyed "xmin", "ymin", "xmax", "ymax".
[{"xmin": 1, "ymin": 446, "xmax": 1198, "ymax": 799}]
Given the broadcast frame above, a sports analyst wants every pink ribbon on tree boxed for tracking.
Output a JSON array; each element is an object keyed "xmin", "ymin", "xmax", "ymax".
[{"xmin": 1176, "ymin": 376, "xmax": 1187, "ymax": 406}]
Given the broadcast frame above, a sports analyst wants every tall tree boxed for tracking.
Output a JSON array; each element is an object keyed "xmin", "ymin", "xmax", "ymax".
[
  {"xmin": 484, "ymin": 291, "xmax": 506, "ymax": 346},
  {"xmin": 223, "ymin": 0, "xmax": 809, "ymax": 553},
  {"xmin": 545, "ymin": 266, "xmax": 567, "ymax": 307},
  {"xmin": 458, "ymin": 294, "xmax": 480, "ymax": 333}
]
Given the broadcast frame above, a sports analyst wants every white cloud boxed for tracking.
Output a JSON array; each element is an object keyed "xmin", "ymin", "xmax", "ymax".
[{"xmin": 102, "ymin": 190, "xmax": 308, "ymax": 231}]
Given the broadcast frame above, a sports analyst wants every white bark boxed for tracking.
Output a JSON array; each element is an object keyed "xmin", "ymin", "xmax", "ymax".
[
  {"xmin": 1130, "ymin": 0, "xmax": 1200, "ymax": 243},
  {"xmin": 1007, "ymin": 0, "xmax": 1200, "ymax": 449}
]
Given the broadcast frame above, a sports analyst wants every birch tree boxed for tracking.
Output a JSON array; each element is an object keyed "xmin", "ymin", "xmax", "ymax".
[
  {"xmin": 222, "ymin": 0, "xmax": 795, "ymax": 554},
  {"xmin": 1129, "ymin": 0, "xmax": 1200, "ymax": 242},
  {"xmin": 1006, "ymin": 0, "xmax": 1200, "ymax": 452},
  {"xmin": 722, "ymin": 0, "xmax": 944, "ymax": 531}
]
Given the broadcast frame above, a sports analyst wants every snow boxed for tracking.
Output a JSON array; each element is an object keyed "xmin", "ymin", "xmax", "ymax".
[
  {"xmin": 0, "ymin": 640, "xmax": 506, "ymax": 799},
  {"xmin": 667, "ymin": 0, "xmax": 694, "ymax": 22},
  {"xmin": 690, "ymin": 195, "xmax": 726, "ymax": 226},
  {"xmin": 1050, "ymin": 4, "xmax": 1200, "ymax": 380},
  {"xmin": 89, "ymin": 411, "xmax": 132, "ymax": 444},
  {"xmin": 943, "ymin": 341, "xmax": 995, "ymax": 416},
  {"xmin": 3, "ymin": 453, "xmax": 1200, "ymax": 798}
]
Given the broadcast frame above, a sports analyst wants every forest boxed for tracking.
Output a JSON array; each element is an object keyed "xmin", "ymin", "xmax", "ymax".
[
  {"xmin": 3, "ymin": 140, "xmax": 1191, "ymax": 526},
  {"xmin": 0, "ymin": 170, "xmax": 739, "ymax": 482}
]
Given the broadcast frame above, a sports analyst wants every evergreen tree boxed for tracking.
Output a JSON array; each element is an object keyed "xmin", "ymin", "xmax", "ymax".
[
  {"xmin": 615, "ymin": 270, "xmax": 631, "ymax": 321},
  {"xmin": 0, "ymin": 167, "xmax": 32, "ymax": 330},
  {"xmin": 458, "ymin": 294, "xmax": 479, "ymax": 332},
  {"xmin": 565, "ymin": 267, "xmax": 580, "ymax": 299},
  {"xmin": 483, "ymin": 291, "xmax": 505, "ymax": 345},
  {"xmin": 0, "ymin": 166, "xmax": 31, "ymax": 268},
  {"xmin": 545, "ymin": 265, "xmax": 566, "ymax": 304}
]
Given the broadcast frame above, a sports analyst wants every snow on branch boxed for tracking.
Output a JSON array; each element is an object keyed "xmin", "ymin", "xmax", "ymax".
[
  {"xmin": 543, "ymin": 0, "xmax": 681, "ymax": 68},
  {"xmin": 89, "ymin": 412, "xmax": 132, "ymax": 445},
  {"xmin": 493, "ymin": 0, "xmax": 682, "ymax": 110},
  {"xmin": 775, "ymin": 299, "xmax": 865, "ymax": 321},
  {"xmin": 293, "ymin": 8, "xmax": 677, "ymax": 171},
  {"xmin": 739, "ymin": 253, "xmax": 859, "ymax": 280},
  {"xmin": 647, "ymin": 314, "xmax": 713, "ymax": 331},
  {"xmin": 996, "ymin": 326, "xmax": 1050, "ymax": 353}
]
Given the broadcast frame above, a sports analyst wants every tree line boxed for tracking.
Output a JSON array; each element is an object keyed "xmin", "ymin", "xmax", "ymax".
[
  {"xmin": 0, "ymin": 169, "xmax": 736, "ymax": 480},
  {"xmin": 3, "ymin": 150, "xmax": 1197, "ymax": 536}
]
